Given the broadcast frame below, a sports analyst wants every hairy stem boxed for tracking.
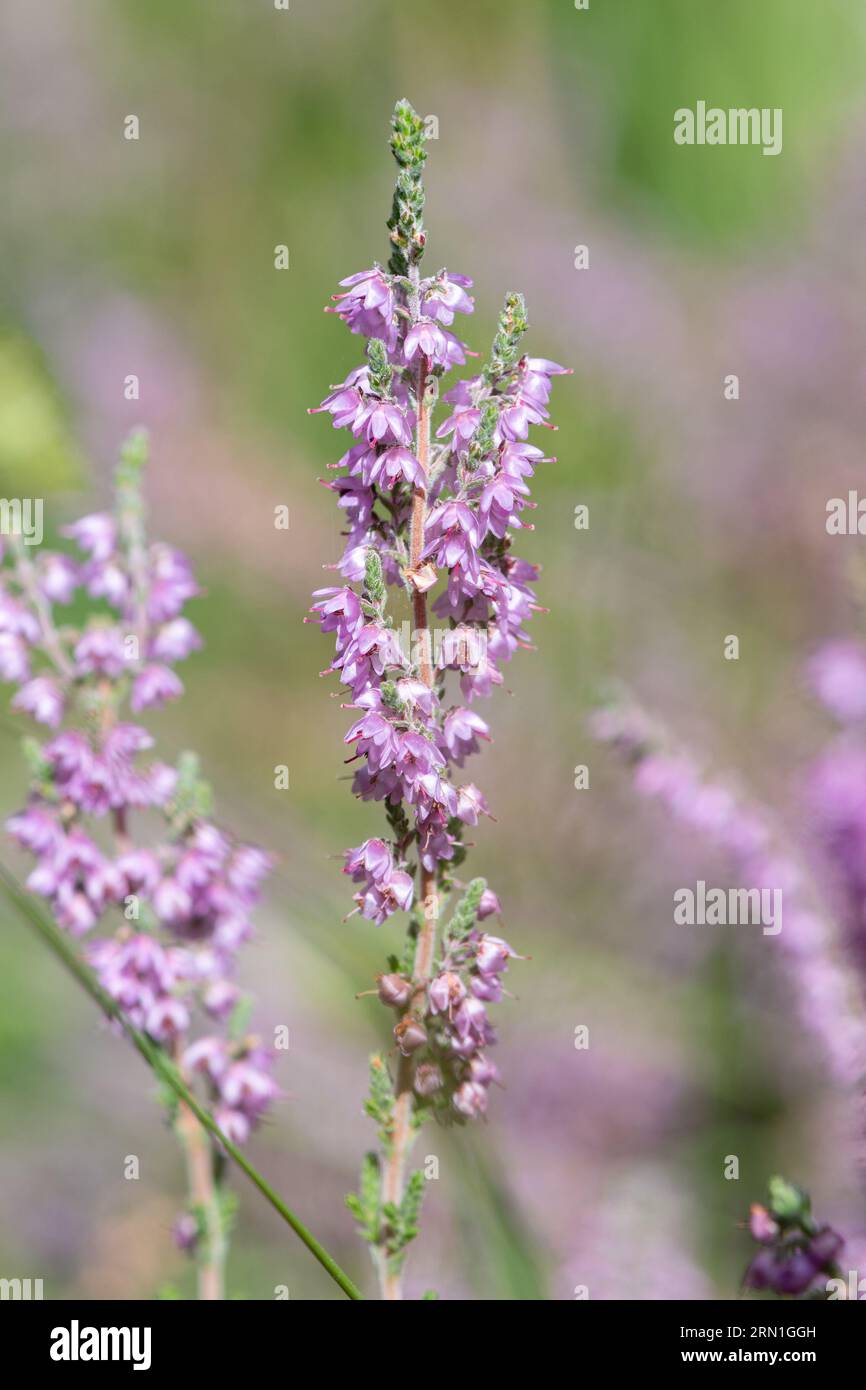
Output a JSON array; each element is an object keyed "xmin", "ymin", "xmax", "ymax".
[
  {"xmin": 377, "ymin": 266, "xmax": 438, "ymax": 1300},
  {"xmin": 175, "ymin": 1093, "xmax": 227, "ymax": 1300},
  {"xmin": 11, "ymin": 537, "xmax": 74, "ymax": 681}
]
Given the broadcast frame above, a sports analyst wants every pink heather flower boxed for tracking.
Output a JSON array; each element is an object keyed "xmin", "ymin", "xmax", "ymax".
[
  {"xmin": 172, "ymin": 1213, "xmax": 199, "ymax": 1253},
  {"xmin": 441, "ymin": 708, "xmax": 491, "ymax": 765},
  {"xmin": 428, "ymin": 971, "xmax": 466, "ymax": 1014},
  {"xmin": 84, "ymin": 558, "xmax": 129, "ymax": 607},
  {"xmin": 183, "ymin": 1036, "xmax": 230, "ymax": 1082},
  {"xmin": 749, "ymin": 1204, "xmax": 780, "ymax": 1244},
  {"xmin": 422, "ymin": 272, "xmax": 473, "ymax": 324},
  {"xmin": 808, "ymin": 640, "xmax": 866, "ymax": 723},
  {"xmin": 309, "ymin": 104, "xmax": 564, "ymax": 1285},
  {"xmin": 394, "ymin": 1017, "xmax": 428, "ymax": 1056},
  {"xmin": 0, "ymin": 592, "xmax": 40, "ymax": 642},
  {"xmin": 12, "ymin": 676, "xmax": 64, "ymax": 727},
  {"xmin": 366, "ymin": 446, "xmax": 426, "ymax": 491},
  {"xmin": 145, "ymin": 997, "xmax": 191, "ymax": 1043},
  {"xmin": 220, "ymin": 1059, "xmax": 279, "ymax": 1117},
  {"xmin": 377, "ymin": 973, "xmax": 413, "ymax": 1007},
  {"xmin": 436, "ymin": 405, "xmax": 481, "ymax": 446},
  {"xmin": 453, "ymin": 1080, "xmax": 488, "ymax": 1118},
  {"xmin": 594, "ymin": 691, "xmax": 866, "ymax": 1093},
  {"xmin": 0, "ymin": 439, "xmax": 277, "ymax": 1165},
  {"xmin": 61, "ymin": 512, "xmax": 116, "ymax": 562},
  {"xmin": 413, "ymin": 1062, "xmax": 443, "ymax": 1097},
  {"xmin": 476, "ymin": 888, "xmax": 502, "ymax": 920},
  {"xmin": 455, "ymin": 782, "xmax": 490, "ymax": 826},
  {"xmin": 37, "ymin": 552, "xmax": 79, "ymax": 604},
  {"xmin": 147, "ymin": 546, "xmax": 199, "ymax": 623},
  {"xmin": 131, "ymin": 663, "xmax": 184, "ymax": 711},
  {"xmin": 344, "ymin": 838, "xmax": 393, "ymax": 884},
  {"xmin": 214, "ymin": 1106, "xmax": 251, "ymax": 1146},
  {"xmin": 422, "ymin": 500, "xmax": 483, "ymax": 575},
  {"xmin": 149, "ymin": 618, "xmax": 203, "ymax": 663},
  {"xmin": 404, "ymin": 318, "xmax": 447, "ymax": 364},
  {"xmin": 356, "ymin": 868, "xmax": 414, "ymax": 925},
  {"xmin": 475, "ymin": 935, "xmax": 517, "ymax": 976},
  {"xmin": 227, "ymin": 845, "xmax": 271, "ymax": 897},
  {"xmin": 331, "ymin": 268, "xmax": 397, "ymax": 347},
  {"xmin": 7, "ymin": 805, "xmax": 64, "ymax": 856},
  {"xmin": 0, "ymin": 632, "xmax": 30, "ymax": 682},
  {"xmin": 74, "ymin": 626, "xmax": 127, "ymax": 678}
]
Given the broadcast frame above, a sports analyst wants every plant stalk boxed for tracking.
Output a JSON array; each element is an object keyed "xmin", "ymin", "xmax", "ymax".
[
  {"xmin": 175, "ymin": 1094, "xmax": 227, "ymax": 1300},
  {"xmin": 376, "ymin": 263, "xmax": 438, "ymax": 1300},
  {"xmin": 0, "ymin": 859, "xmax": 364, "ymax": 1300}
]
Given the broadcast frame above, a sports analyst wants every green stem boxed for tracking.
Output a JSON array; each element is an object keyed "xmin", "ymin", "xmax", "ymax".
[{"xmin": 0, "ymin": 859, "xmax": 363, "ymax": 1301}]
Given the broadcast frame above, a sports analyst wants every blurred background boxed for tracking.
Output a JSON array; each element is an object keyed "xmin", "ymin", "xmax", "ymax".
[{"xmin": 1, "ymin": 0, "xmax": 866, "ymax": 1300}]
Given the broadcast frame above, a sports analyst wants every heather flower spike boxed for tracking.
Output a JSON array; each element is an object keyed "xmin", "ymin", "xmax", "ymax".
[
  {"xmin": 310, "ymin": 100, "xmax": 567, "ymax": 1298},
  {"xmin": 591, "ymin": 690, "xmax": 866, "ymax": 1096},
  {"xmin": 1, "ymin": 432, "xmax": 277, "ymax": 1300},
  {"xmin": 743, "ymin": 1179, "xmax": 844, "ymax": 1299}
]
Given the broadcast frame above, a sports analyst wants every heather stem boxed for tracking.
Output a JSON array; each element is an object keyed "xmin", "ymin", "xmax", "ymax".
[
  {"xmin": 10, "ymin": 536, "xmax": 74, "ymax": 681},
  {"xmin": 376, "ymin": 264, "xmax": 437, "ymax": 1301},
  {"xmin": 175, "ymin": 1093, "xmax": 227, "ymax": 1300},
  {"xmin": 115, "ymin": 428, "xmax": 151, "ymax": 663},
  {"xmin": 0, "ymin": 857, "xmax": 364, "ymax": 1299},
  {"xmin": 101, "ymin": 679, "xmax": 224, "ymax": 1299}
]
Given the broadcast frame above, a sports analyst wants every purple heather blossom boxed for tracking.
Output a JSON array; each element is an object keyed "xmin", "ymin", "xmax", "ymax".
[
  {"xmin": 0, "ymin": 632, "xmax": 30, "ymax": 682},
  {"xmin": 12, "ymin": 676, "xmax": 64, "ymax": 727},
  {"xmin": 60, "ymin": 512, "xmax": 116, "ymax": 562},
  {"xmin": 808, "ymin": 639, "xmax": 866, "ymax": 723},
  {"xmin": 309, "ymin": 100, "xmax": 565, "ymax": 1295},
  {"xmin": 593, "ymin": 693, "xmax": 866, "ymax": 1096},
  {"xmin": 37, "ymin": 552, "xmax": 79, "ymax": 605},
  {"xmin": 131, "ymin": 663, "xmax": 184, "ymax": 712},
  {"xmin": 743, "ymin": 1186, "xmax": 844, "ymax": 1299},
  {"xmin": 344, "ymin": 837, "xmax": 393, "ymax": 885},
  {"xmin": 330, "ymin": 267, "xmax": 397, "ymax": 349},
  {"xmin": 149, "ymin": 617, "xmax": 203, "ymax": 663},
  {"xmin": 0, "ymin": 434, "xmax": 276, "ymax": 1169},
  {"xmin": 476, "ymin": 887, "xmax": 502, "ymax": 920},
  {"xmin": 805, "ymin": 643, "xmax": 866, "ymax": 977},
  {"xmin": 377, "ymin": 972, "xmax": 413, "ymax": 1008}
]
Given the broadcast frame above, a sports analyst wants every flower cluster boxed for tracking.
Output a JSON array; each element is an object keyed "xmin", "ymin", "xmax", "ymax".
[
  {"xmin": 1, "ymin": 433, "xmax": 277, "ymax": 1153},
  {"xmin": 309, "ymin": 101, "xmax": 566, "ymax": 1131},
  {"xmin": 743, "ymin": 1178, "xmax": 844, "ymax": 1298},
  {"xmin": 807, "ymin": 639, "xmax": 866, "ymax": 975},
  {"xmin": 372, "ymin": 877, "xmax": 521, "ymax": 1118}
]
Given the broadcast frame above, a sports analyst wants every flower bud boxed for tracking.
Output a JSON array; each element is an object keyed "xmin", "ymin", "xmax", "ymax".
[
  {"xmin": 774, "ymin": 1251, "xmax": 818, "ymax": 1296},
  {"xmin": 476, "ymin": 888, "xmax": 502, "ymax": 920},
  {"xmin": 394, "ymin": 1016, "xmax": 427, "ymax": 1056},
  {"xmin": 808, "ymin": 1226, "xmax": 844, "ymax": 1270},
  {"xmin": 743, "ymin": 1249, "xmax": 777, "ymax": 1290},
  {"xmin": 414, "ymin": 1063, "xmax": 443, "ymax": 1097},
  {"xmin": 748, "ymin": 1203, "xmax": 779, "ymax": 1245},
  {"xmin": 377, "ymin": 973, "xmax": 412, "ymax": 1008},
  {"xmin": 172, "ymin": 1212, "xmax": 199, "ymax": 1254}
]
